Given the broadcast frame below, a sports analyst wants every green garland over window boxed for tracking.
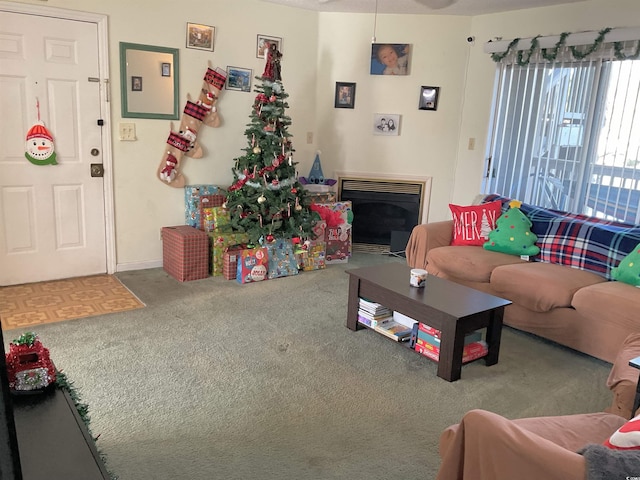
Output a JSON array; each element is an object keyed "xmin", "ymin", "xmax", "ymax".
[{"xmin": 490, "ymin": 27, "xmax": 640, "ymax": 64}]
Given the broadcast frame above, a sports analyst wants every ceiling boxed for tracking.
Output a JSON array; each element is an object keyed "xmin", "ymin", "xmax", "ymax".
[{"xmin": 257, "ymin": 0, "xmax": 587, "ymax": 16}]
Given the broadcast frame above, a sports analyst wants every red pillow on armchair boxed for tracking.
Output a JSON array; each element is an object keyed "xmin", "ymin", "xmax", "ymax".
[{"xmin": 449, "ymin": 200, "xmax": 502, "ymax": 246}]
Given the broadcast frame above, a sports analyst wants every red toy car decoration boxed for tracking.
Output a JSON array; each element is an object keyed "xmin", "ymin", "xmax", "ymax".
[{"xmin": 5, "ymin": 332, "xmax": 56, "ymax": 393}]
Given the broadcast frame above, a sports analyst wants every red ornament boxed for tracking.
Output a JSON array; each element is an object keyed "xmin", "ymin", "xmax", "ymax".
[
  {"xmin": 292, "ymin": 237, "xmax": 301, "ymax": 244},
  {"xmin": 272, "ymin": 179, "xmax": 279, "ymax": 186},
  {"xmin": 291, "ymin": 188, "xmax": 297, "ymax": 194},
  {"xmin": 270, "ymin": 95, "xmax": 277, "ymax": 102},
  {"xmin": 266, "ymin": 234, "xmax": 275, "ymax": 243}
]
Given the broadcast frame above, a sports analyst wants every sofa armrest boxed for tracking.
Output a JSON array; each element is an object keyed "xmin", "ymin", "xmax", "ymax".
[
  {"xmin": 405, "ymin": 220, "xmax": 453, "ymax": 269},
  {"xmin": 605, "ymin": 333, "xmax": 640, "ymax": 419}
]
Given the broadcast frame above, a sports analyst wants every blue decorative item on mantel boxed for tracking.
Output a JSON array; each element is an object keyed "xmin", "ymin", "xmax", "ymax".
[{"xmin": 298, "ymin": 151, "xmax": 336, "ymax": 186}]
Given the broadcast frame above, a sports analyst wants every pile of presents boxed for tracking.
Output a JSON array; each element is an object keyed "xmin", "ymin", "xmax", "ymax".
[{"xmin": 161, "ymin": 184, "xmax": 353, "ymax": 284}]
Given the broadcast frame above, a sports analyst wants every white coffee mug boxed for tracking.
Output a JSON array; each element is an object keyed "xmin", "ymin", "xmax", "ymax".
[{"xmin": 410, "ymin": 268, "xmax": 428, "ymax": 287}]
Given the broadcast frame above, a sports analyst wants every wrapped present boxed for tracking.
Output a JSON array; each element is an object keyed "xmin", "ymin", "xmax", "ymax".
[
  {"xmin": 325, "ymin": 225, "xmax": 352, "ymax": 264},
  {"xmin": 184, "ymin": 184, "xmax": 224, "ymax": 229},
  {"xmin": 295, "ymin": 240, "xmax": 326, "ymax": 271},
  {"xmin": 223, "ymin": 245, "xmax": 246, "ymax": 280},
  {"xmin": 237, "ymin": 246, "xmax": 269, "ymax": 284},
  {"xmin": 209, "ymin": 231, "xmax": 250, "ymax": 276},
  {"xmin": 162, "ymin": 225, "xmax": 210, "ymax": 281},
  {"xmin": 311, "ymin": 201, "xmax": 353, "ymax": 264},
  {"xmin": 266, "ymin": 238, "xmax": 299, "ymax": 279},
  {"xmin": 307, "ymin": 191, "xmax": 337, "ymax": 204},
  {"xmin": 210, "ymin": 206, "xmax": 231, "ymax": 232}
]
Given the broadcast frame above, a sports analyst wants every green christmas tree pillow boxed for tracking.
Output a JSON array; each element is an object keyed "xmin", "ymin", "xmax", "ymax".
[
  {"xmin": 483, "ymin": 200, "xmax": 541, "ymax": 257},
  {"xmin": 611, "ymin": 243, "xmax": 640, "ymax": 287}
]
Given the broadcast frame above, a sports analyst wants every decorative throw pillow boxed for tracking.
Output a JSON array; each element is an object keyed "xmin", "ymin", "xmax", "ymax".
[
  {"xmin": 483, "ymin": 200, "xmax": 541, "ymax": 256},
  {"xmin": 449, "ymin": 200, "xmax": 502, "ymax": 246},
  {"xmin": 604, "ymin": 413, "xmax": 640, "ymax": 450},
  {"xmin": 611, "ymin": 243, "xmax": 640, "ymax": 287}
]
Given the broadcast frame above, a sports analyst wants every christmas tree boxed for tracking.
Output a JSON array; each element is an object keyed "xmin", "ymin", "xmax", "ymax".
[
  {"xmin": 483, "ymin": 200, "xmax": 540, "ymax": 256},
  {"xmin": 225, "ymin": 42, "xmax": 319, "ymax": 245}
]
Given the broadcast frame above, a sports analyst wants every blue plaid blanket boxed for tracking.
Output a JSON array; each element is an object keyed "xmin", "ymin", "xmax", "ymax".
[{"xmin": 483, "ymin": 194, "xmax": 640, "ymax": 279}]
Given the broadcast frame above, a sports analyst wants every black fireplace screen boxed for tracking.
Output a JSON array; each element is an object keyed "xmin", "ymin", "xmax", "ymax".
[{"xmin": 339, "ymin": 179, "xmax": 423, "ymax": 249}]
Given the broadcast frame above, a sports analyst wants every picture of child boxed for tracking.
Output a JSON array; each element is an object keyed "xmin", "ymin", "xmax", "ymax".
[{"xmin": 370, "ymin": 43, "xmax": 410, "ymax": 76}]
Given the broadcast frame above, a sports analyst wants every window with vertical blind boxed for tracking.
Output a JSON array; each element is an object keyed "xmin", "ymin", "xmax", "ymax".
[{"xmin": 482, "ymin": 31, "xmax": 640, "ymax": 224}]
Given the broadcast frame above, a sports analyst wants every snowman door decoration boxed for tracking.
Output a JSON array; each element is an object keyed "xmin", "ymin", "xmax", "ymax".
[{"xmin": 25, "ymin": 100, "xmax": 57, "ymax": 166}]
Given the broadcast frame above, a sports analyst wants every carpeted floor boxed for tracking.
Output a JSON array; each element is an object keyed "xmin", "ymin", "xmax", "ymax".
[{"xmin": 0, "ymin": 275, "xmax": 145, "ymax": 330}]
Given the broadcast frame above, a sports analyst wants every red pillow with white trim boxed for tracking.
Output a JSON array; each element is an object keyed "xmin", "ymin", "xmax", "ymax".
[
  {"xmin": 449, "ymin": 200, "xmax": 502, "ymax": 246},
  {"xmin": 604, "ymin": 414, "xmax": 640, "ymax": 450}
]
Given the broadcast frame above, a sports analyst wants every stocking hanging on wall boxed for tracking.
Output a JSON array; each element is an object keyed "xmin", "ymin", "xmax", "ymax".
[
  {"xmin": 25, "ymin": 100, "xmax": 57, "ymax": 166},
  {"xmin": 157, "ymin": 66, "xmax": 227, "ymax": 187}
]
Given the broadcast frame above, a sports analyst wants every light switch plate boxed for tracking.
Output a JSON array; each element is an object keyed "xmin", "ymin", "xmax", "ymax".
[{"xmin": 119, "ymin": 122, "xmax": 136, "ymax": 141}]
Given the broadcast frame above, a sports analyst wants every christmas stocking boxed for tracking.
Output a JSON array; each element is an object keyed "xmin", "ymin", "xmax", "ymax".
[
  {"xmin": 199, "ymin": 67, "xmax": 227, "ymax": 127},
  {"xmin": 157, "ymin": 132, "xmax": 189, "ymax": 187},
  {"xmin": 179, "ymin": 100, "xmax": 205, "ymax": 159}
]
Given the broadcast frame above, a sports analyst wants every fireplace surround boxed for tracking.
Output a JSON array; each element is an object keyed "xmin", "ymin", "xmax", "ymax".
[{"xmin": 336, "ymin": 172, "xmax": 432, "ymax": 254}]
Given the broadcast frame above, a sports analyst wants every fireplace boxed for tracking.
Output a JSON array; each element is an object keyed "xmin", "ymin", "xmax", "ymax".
[{"xmin": 336, "ymin": 173, "xmax": 432, "ymax": 255}]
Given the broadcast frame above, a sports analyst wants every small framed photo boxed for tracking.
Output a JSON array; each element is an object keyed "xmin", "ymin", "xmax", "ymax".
[
  {"xmin": 186, "ymin": 23, "xmax": 215, "ymax": 51},
  {"xmin": 131, "ymin": 76, "xmax": 142, "ymax": 92},
  {"xmin": 370, "ymin": 43, "xmax": 411, "ymax": 75},
  {"xmin": 257, "ymin": 34, "xmax": 282, "ymax": 59},
  {"xmin": 419, "ymin": 86, "xmax": 440, "ymax": 110},
  {"xmin": 226, "ymin": 66, "xmax": 253, "ymax": 92},
  {"xmin": 161, "ymin": 62, "xmax": 171, "ymax": 77},
  {"xmin": 334, "ymin": 82, "xmax": 356, "ymax": 109},
  {"xmin": 373, "ymin": 113, "xmax": 400, "ymax": 136}
]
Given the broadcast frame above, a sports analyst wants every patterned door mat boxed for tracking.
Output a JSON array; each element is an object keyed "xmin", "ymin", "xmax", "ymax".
[{"xmin": 0, "ymin": 275, "xmax": 145, "ymax": 330}]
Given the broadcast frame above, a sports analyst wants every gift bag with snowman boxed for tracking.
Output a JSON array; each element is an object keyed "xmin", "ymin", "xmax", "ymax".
[{"xmin": 237, "ymin": 246, "xmax": 269, "ymax": 284}]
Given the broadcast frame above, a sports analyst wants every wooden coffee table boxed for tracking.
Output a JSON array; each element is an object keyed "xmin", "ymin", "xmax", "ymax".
[{"xmin": 346, "ymin": 263, "xmax": 511, "ymax": 382}]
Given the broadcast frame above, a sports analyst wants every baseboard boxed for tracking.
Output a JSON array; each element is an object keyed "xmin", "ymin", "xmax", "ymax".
[{"xmin": 116, "ymin": 259, "xmax": 163, "ymax": 272}]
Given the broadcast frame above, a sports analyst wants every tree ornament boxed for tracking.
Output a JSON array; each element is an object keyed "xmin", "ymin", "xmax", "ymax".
[
  {"xmin": 258, "ymin": 195, "xmax": 266, "ymax": 204},
  {"xmin": 292, "ymin": 237, "xmax": 301, "ymax": 245},
  {"xmin": 253, "ymin": 146, "xmax": 262, "ymax": 154},
  {"xmin": 222, "ymin": 202, "xmax": 227, "ymax": 209},
  {"xmin": 291, "ymin": 187, "xmax": 297, "ymax": 194},
  {"xmin": 266, "ymin": 233, "xmax": 275, "ymax": 243},
  {"xmin": 270, "ymin": 95, "xmax": 277, "ymax": 102}
]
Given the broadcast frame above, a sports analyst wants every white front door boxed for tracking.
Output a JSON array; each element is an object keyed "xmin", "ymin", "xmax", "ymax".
[{"xmin": 0, "ymin": 9, "xmax": 108, "ymax": 286}]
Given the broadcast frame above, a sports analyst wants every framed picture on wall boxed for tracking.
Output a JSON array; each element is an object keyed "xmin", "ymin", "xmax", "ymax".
[
  {"xmin": 256, "ymin": 34, "xmax": 282, "ymax": 59},
  {"xmin": 370, "ymin": 43, "xmax": 411, "ymax": 75},
  {"xmin": 334, "ymin": 82, "xmax": 356, "ymax": 109},
  {"xmin": 186, "ymin": 23, "xmax": 215, "ymax": 51},
  {"xmin": 131, "ymin": 76, "xmax": 142, "ymax": 92},
  {"xmin": 373, "ymin": 113, "xmax": 400, "ymax": 136},
  {"xmin": 419, "ymin": 86, "xmax": 440, "ymax": 110},
  {"xmin": 226, "ymin": 66, "xmax": 253, "ymax": 92},
  {"xmin": 161, "ymin": 63, "xmax": 171, "ymax": 77}
]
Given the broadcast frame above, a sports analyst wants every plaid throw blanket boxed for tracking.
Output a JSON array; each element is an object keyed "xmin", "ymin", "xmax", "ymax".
[{"xmin": 484, "ymin": 194, "xmax": 640, "ymax": 279}]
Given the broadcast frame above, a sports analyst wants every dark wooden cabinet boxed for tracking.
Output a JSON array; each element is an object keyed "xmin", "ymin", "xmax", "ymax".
[{"xmin": 12, "ymin": 388, "xmax": 110, "ymax": 480}]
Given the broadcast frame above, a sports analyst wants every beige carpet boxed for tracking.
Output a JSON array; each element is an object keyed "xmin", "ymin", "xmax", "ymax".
[{"xmin": 0, "ymin": 274, "xmax": 145, "ymax": 330}]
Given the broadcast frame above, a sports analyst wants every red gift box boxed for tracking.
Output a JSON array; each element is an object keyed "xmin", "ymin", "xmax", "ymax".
[
  {"xmin": 162, "ymin": 225, "xmax": 209, "ymax": 282},
  {"xmin": 223, "ymin": 245, "xmax": 245, "ymax": 280}
]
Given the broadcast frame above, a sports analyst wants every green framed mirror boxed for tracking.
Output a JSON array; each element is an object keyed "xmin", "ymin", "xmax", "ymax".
[{"xmin": 119, "ymin": 42, "xmax": 180, "ymax": 120}]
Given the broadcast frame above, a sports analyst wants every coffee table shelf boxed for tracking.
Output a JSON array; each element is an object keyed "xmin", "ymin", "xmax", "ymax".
[{"xmin": 346, "ymin": 263, "xmax": 511, "ymax": 382}]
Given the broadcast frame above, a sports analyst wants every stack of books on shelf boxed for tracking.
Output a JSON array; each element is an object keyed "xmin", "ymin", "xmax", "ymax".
[
  {"xmin": 357, "ymin": 298, "xmax": 392, "ymax": 328},
  {"xmin": 409, "ymin": 320, "xmax": 488, "ymax": 363}
]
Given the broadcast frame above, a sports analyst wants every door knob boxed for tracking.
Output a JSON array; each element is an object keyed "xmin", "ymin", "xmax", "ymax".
[
  {"xmin": 91, "ymin": 148, "xmax": 100, "ymax": 156},
  {"xmin": 90, "ymin": 164, "xmax": 104, "ymax": 177}
]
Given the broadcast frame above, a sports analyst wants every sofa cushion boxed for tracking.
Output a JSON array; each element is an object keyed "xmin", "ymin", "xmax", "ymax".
[
  {"xmin": 449, "ymin": 200, "xmax": 502, "ymax": 246},
  {"xmin": 572, "ymin": 281, "xmax": 640, "ymax": 332},
  {"xmin": 604, "ymin": 414, "xmax": 640, "ymax": 450},
  {"xmin": 490, "ymin": 262, "xmax": 606, "ymax": 313},
  {"xmin": 426, "ymin": 246, "xmax": 526, "ymax": 283}
]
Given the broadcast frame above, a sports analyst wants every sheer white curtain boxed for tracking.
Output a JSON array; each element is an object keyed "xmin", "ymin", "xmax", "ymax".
[{"xmin": 483, "ymin": 31, "xmax": 640, "ymax": 223}]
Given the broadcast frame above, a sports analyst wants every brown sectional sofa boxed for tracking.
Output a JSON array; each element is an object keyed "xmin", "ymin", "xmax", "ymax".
[{"xmin": 406, "ymin": 197, "xmax": 640, "ymax": 364}]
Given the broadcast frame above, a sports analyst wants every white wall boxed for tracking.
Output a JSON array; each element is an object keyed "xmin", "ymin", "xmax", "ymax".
[{"xmin": 8, "ymin": 0, "xmax": 640, "ymax": 269}]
